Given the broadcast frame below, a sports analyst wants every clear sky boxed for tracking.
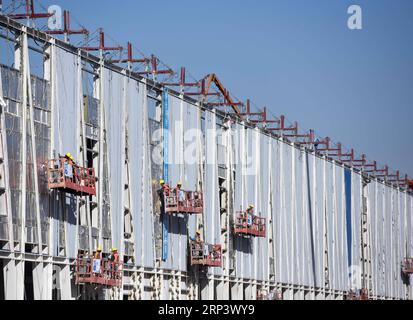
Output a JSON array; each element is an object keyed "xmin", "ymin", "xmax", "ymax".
[{"xmin": 11, "ymin": 0, "xmax": 413, "ymax": 176}]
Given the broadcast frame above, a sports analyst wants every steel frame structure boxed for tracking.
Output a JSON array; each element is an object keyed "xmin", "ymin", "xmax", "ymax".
[{"xmin": 0, "ymin": 6, "xmax": 411, "ymax": 301}]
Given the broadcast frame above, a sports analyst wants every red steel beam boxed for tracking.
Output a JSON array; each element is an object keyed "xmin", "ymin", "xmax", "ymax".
[
  {"xmin": 136, "ymin": 55, "xmax": 173, "ymax": 75},
  {"xmin": 46, "ymin": 10, "xmax": 89, "ymax": 35},
  {"xmin": 161, "ymin": 67, "xmax": 200, "ymax": 87},
  {"xmin": 109, "ymin": 42, "xmax": 149, "ymax": 64},
  {"xmin": 8, "ymin": 0, "xmax": 53, "ymax": 19},
  {"xmin": 80, "ymin": 30, "xmax": 123, "ymax": 52}
]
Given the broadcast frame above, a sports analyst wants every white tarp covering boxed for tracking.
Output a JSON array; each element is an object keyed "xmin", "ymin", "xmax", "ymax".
[
  {"xmin": 127, "ymin": 77, "xmax": 155, "ymax": 267},
  {"xmin": 52, "ymin": 46, "xmax": 81, "ymax": 258},
  {"xmin": 204, "ymin": 110, "xmax": 221, "ymax": 276},
  {"xmin": 163, "ymin": 95, "xmax": 200, "ymax": 271},
  {"xmin": 102, "ymin": 68, "xmax": 125, "ymax": 254}
]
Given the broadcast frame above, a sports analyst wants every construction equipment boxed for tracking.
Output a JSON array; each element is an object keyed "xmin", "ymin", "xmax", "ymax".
[
  {"xmin": 189, "ymin": 241, "xmax": 222, "ymax": 267},
  {"xmin": 164, "ymin": 189, "xmax": 203, "ymax": 215},
  {"xmin": 402, "ymin": 258, "xmax": 413, "ymax": 275},
  {"xmin": 75, "ymin": 254, "xmax": 123, "ymax": 287},
  {"xmin": 47, "ymin": 157, "xmax": 96, "ymax": 196},
  {"xmin": 234, "ymin": 209, "xmax": 266, "ymax": 238}
]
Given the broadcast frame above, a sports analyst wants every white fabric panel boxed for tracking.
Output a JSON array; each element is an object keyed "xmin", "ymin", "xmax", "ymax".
[
  {"xmin": 386, "ymin": 186, "xmax": 393, "ymax": 297},
  {"xmin": 335, "ymin": 165, "xmax": 349, "ymax": 291},
  {"xmin": 393, "ymin": 189, "xmax": 403, "ymax": 299},
  {"xmin": 377, "ymin": 182, "xmax": 386, "ymax": 297},
  {"xmin": 183, "ymin": 101, "xmax": 200, "ymax": 270},
  {"xmin": 103, "ymin": 68, "xmax": 125, "ymax": 254},
  {"xmin": 351, "ymin": 172, "xmax": 362, "ymax": 275},
  {"xmin": 163, "ymin": 96, "xmax": 200, "ymax": 271},
  {"xmin": 368, "ymin": 182, "xmax": 376, "ymax": 296},
  {"xmin": 204, "ymin": 110, "xmax": 221, "ymax": 276},
  {"xmin": 292, "ymin": 147, "xmax": 301, "ymax": 285},
  {"xmin": 314, "ymin": 157, "xmax": 325, "ymax": 288},
  {"xmin": 258, "ymin": 133, "xmax": 271, "ymax": 282},
  {"xmin": 142, "ymin": 90, "xmax": 155, "ymax": 268},
  {"xmin": 127, "ymin": 78, "xmax": 146, "ymax": 267},
  {"xmin": 270, "ymin": 138, "xmax": 281, "ymax": 283},
  {"xmin": 233, "ymin": 123, "xmax": 247, "ymax": 278},
  {"xmin": 53, "ymin": 47, "xmax": 80, "ymax": 259},
  {"xmin": 280, "ymin": 142, "xmax": 293, "ymax": 284},
  {"xmin": 302, "ymin": 152, "xmax": 315, "ymax": 287},
  {"xmin": 54, "ymin": 47, "xmax": 79, "ymax": 156},
  {"xmin": 165, "ymin": 95, "xmax": 184, "ymax": 271},
  {"xmin": 325, "ymin": 161, "xmax": 335, "ymax": 288}
]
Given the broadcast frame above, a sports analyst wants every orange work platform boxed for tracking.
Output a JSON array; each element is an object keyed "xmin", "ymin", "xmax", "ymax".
[
  {"xmin": 189, "ymin": 241, "xmax": 222, "ymax": 268},
  {"xmin": 47, "ymin": 157, "xmax": 96, "ymax": 196},
  {"xmin": 234, "ymin": 211, "xmax": 266, "ymax": 238},
  {"xmin": 164, "ymin": 190, "xmax": 203, "ymax": 215},
  {"xmin": 75, "ymin": 255, "xmax": 123, "ymax": 287},
  {"xmin": 402, "ymin": 258, "xmax": 413, "ymax": 274}
]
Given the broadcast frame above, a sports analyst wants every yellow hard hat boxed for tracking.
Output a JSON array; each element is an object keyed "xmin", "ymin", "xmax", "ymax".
[
  {"xmin": 177, "ymin": 181, "xmax": 182, "ymax": 186},
  {"xmin": 66, "ymin": 153, "xmax": 72, "ymax": 158},
  {"xmin": 249, "ymin": 205, "xmax": 255, "ymax": 209},
  {"xmin": 160, "ymin": 179, "xmax": 165, "ymax": 185},
  {"xmin": 111, "ymin": 248, "xmax": 118, "ymax": 252},
  {"xmin": 97, "ymin": 245, "xmax": 102, "ymax": 252},
  {"xmin": 196, "ymin": 230, "xmax": 201, "ymax": 235}
]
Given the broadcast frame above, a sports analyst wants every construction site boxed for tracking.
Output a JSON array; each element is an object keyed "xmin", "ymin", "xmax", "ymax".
[{"xmin": 0, "ymin": 0, "xmax": 412, "ymax": 301}]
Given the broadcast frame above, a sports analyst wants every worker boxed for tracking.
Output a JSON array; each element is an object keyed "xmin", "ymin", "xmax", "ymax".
[
  {"xmin": 246, "ymin": 205, "xmax": 254, "ymax": 227},
  {"xmin": 64, "ymin": 153, "xmax": 75, "ymax": 179},
  {"xmin": 109, "ymin": 248, "xmax": 120, "ymax": 277},
  {"xmin": 191, "ymin": 231, "xmax": 203, "ymax": 262},
  {"xmin": 160, "ymin": 179, "xmax": 171, "ymax": 196},
  {"xmin": 109, "ymin": 248, "xmax": 120, "ymax": 263},
  {"xmin": 176, "ymin": 181, "xmax": 185, "ymax": 204},
  {"xmin": 94, "ymin": 245, "xmax": 103, "ymax": 260},
  {"xmin": 157, "ymin": 179, "xmax": 170, "ymax": 213}
]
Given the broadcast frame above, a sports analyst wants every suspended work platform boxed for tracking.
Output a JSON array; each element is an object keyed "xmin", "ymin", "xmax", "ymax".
[
  {"xmin": 75, "ymin": 254, "xmax": 123, "ymax": 287},
  {"xmin": 189, "ymin": 241, "xmax": 222, "ymax": 267},
  {"xmin": 47, "ymin": 157, "xmax": 96, "ymax": 196},
  {"xmin": 234, "ymin": 210, "xmax": 266, "ymax": 238},
  {"xmin": 164, "ymin": 190, "xmax": 204, "ymax": 215}
]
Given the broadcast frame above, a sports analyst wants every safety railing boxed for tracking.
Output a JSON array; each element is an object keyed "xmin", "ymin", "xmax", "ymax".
[
  {"xmin": 47, "ymin": 158, "xmax": 96, "ymax": 196},
  {"xmin": 165, "ymin": 190, "xmax": 203, "ymax": 214},
  {"xmin": 234, "ymin": 211, "xmax": 266, "ymax": 238},
  {"xmin": 75, "ymin": 254, "xmax": 123, "ymax": 287},
  {"xmin": 189, "ymin": 241, "xmax": 222, "ymax": 268},
  {"xmin": 402, "ymin": 258, "xmax": 413, "ymax": 274}
]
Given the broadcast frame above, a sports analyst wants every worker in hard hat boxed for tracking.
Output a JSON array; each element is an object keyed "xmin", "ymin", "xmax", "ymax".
[
  {"xmin": 109, "ymin": 248, "xmax": 119, "ymax": 263},
  {"xmin": 108, "ymin": 248, "xmax": 120, "ymax": 277},
  {"xmin": 176, "ymin": 181, "xmax": 185, "ymax": 205},
  {"xmin": 92, "ymin": 246, "xmax": 103, "ymax": 275},
  {"xmin": 157, "ymin": 179, "xmax": 170, "ymax": 214},
  {"xmin": 63, "ymin": 152, "xmax": 76, "ymax": 180},
  {"xmin": 246, "ymin": 205, "xmax": 255, "ymax": 227},
  {"xmin": 94, "ymin": 245, "xmax": 103, "ymax": 259},
  {"xmin": 190, "ymin": 230, "xmax": 204, "ymax": 261},
  {"xmin": 160, "ymin": 179, "xmax": 170, "ymax": 196}
]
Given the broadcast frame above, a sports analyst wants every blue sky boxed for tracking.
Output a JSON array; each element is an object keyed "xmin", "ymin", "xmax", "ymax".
[{"xmin": 10, "ymin": 0, "xmax": 413, "ymax": 176}]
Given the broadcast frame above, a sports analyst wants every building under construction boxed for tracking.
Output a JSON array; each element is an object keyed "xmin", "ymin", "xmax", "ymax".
[{"xmin": 0, "ymin": 2, "xmax": 413, "ymax": 301}]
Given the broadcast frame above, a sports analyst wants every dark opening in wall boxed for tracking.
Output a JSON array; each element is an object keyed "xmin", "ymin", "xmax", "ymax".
[
  {"xmin": 24, "ymin": 261, "xmax": 34, "ymax": 300},
  {"xmin": 0, "ymin": 259, "xmax": 4, "ymax": 300}
]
